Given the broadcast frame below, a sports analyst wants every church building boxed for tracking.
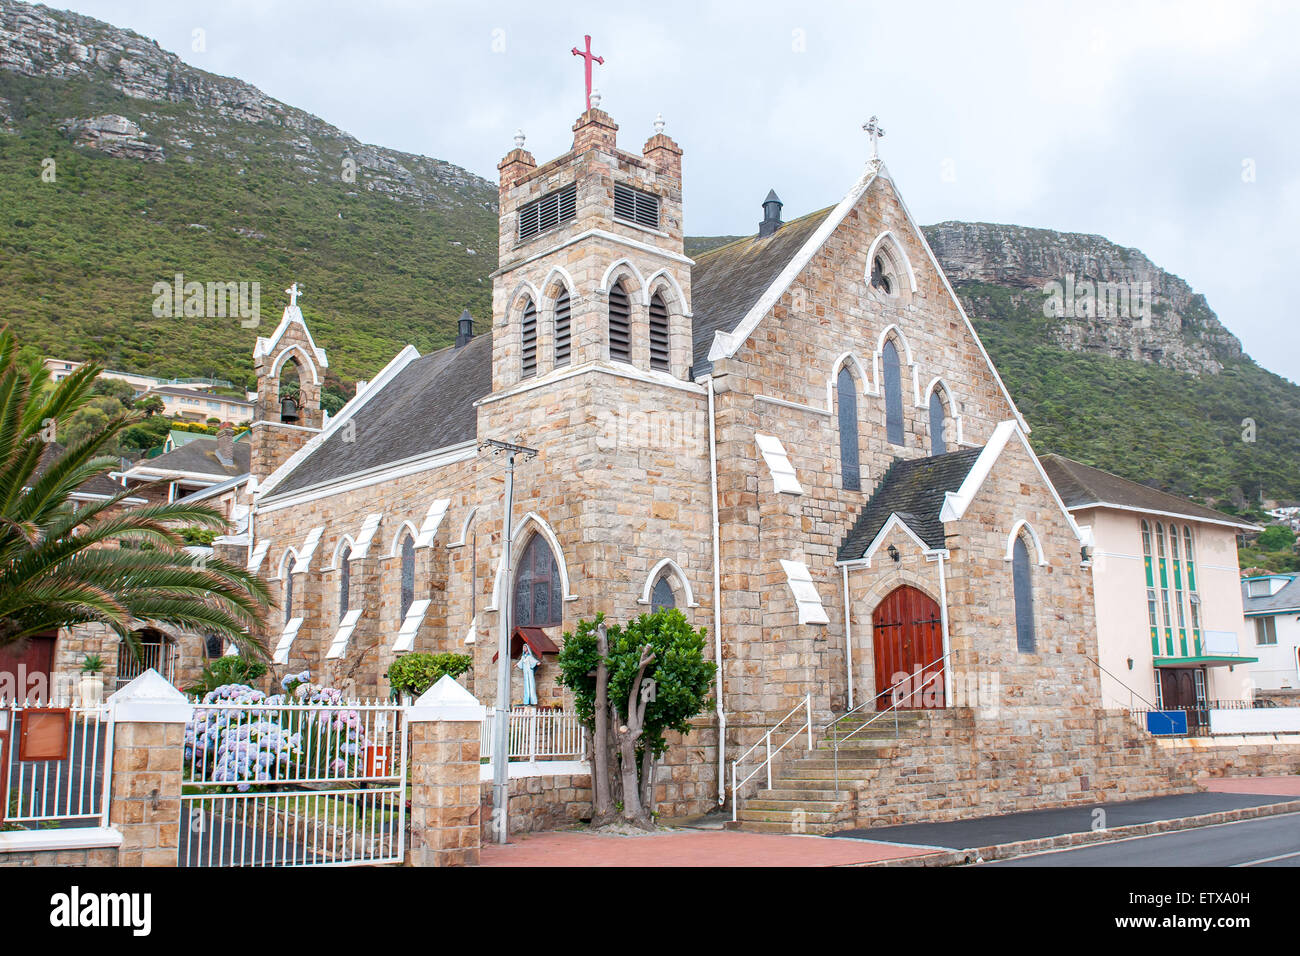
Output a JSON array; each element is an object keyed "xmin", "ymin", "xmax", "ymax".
[{"xmin": 224, "ymin": 90, "xmax": 1197, "ymax": 831}]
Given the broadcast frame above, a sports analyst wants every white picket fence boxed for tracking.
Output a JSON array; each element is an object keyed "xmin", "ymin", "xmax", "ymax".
[
  {"xmin": 480, "ymin": 707, "xmax": 586, "ymax": 762},
  {"xmin": 0, "ymin": 698, "xmax": 112, "ymax": 827},
  {"xmin": 180, "ymin": 699, "xmax": 407, "ymax": 867}
]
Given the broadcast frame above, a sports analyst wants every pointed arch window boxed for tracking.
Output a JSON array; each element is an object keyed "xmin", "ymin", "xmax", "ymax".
[
  {"xmin": 338, "ymin": 544, "xmax": 351, "ymax": 617},
  {"xmin": 651, "ymin": 576, "xmax": 676, "ymax": 612},
  {"xmin": 520, "ymin": 298, "xmax": 538, "ymax": 378},
  {"xmin": 283, "ymin": 563, "xmax": 295, "ymax": 623},
  {"xmin": 837, "ymin": 366, "xmax": 861, "ymax": 492},
  {"xmin": 514, "ymin": 533, "xmax": 562, "ymax": 628},
  {"xmin": 882, "ymin": 339, "xmax": 904, "ymax": 446},
  {"xmin": 1012, "ymin": 535, "xmax": 1036, "ymax": 653},
  {"xmin": 400, "ymin": 533, "xmax": 416, "ymax": 619},
  {"xmin": 1155, "ymin": 522, "xmax": 1173, "ymax": 653},
  {"xmin": 929, "ymin": 389, "xmax": 947, "ymax": 455},
  {"xmin": 649, "ymin": 292, "xmax": 670, "ymax": 372},
  {"xmin": 1141, "ymin": 520, "xmax": 1159, "ymax": 652},
  {"xmin": 870, "ymin": 255, "xmax": 893, "ymax": 294},
  {"xmin": 554, "ymin": 289, "xmax": 572, "ymax": 368},
  {"xmin": 608, "ymin": 284, "xmax": 632, "ymax": 363}
]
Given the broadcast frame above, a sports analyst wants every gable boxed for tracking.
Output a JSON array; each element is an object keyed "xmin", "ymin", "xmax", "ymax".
[{"xmin": 690, "ymin": 163, "xmax": 1026, "ymax": 433}]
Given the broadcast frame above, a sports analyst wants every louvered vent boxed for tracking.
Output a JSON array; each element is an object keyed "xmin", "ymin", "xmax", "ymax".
[
  {"xmin": 554, "ymin": 290, "xmax": 572, "ymax": 368},
  {"xmin": 518, "ymin": 183, "xmax": 577, "ymax": 242},
  {"xmin": 649, "ymin": 294, "xmax": 670, "ymax": 372},
  {"xmin": 613, "ymin": 183, "xmax": 660, "ymax": 229},
  {"xmin": 608, "ymin": 286, "xmax": 631, "ymax": 363},
  {"xmin": 520, "ymin": 299, "xmax": 538, "ymax": 378}
]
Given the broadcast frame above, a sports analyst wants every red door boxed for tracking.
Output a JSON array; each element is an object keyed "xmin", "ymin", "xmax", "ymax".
[
  {"xmin": 872, "ymin": 586, "xmax": 945, "ymax": 709},
  {"xmin": 0, "ymin": 633, "xmax": 56, "ymax": 703}
]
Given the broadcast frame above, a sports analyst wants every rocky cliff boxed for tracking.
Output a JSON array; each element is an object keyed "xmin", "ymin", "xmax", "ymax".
[
  {"xmin": 0, "ymin": 0, "xmax": 495, "ymax": 208},
  {"xmin": 922, "ymin": 221, "xmax": 1242, "ymax": 375}
]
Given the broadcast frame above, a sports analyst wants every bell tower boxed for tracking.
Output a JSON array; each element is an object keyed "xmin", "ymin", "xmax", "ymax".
[
  {"xmin": 251, "ymin": 282, "xmax": 328, "ymax": 481},
  {"xmin": 491, "ymin": 93, "xmax": 690, "ymax": 391}
]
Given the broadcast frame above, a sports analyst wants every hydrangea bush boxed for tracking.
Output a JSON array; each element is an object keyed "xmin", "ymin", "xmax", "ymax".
[{"xmin": 185, "ymin": 673, "xmax": 369, "ymax": 791}]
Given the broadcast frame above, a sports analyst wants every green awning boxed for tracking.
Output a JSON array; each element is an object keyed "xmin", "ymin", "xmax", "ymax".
[{"xmin": 1154, "ymin": 655, "xmax": 1258, "ymax": 668}]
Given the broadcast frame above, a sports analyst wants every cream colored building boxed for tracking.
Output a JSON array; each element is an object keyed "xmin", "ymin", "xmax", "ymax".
[{"xmin": 1043, "ymin": 455, "xmax": 1258, "ymax": 721}]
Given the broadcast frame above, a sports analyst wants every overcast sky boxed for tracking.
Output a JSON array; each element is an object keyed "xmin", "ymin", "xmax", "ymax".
[{"xmin": 66, "ymin": 0, "xmax": 1300, "ymax": 382}]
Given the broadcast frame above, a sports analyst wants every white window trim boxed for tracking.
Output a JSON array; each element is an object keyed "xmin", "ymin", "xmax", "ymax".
[{"xmin": 637, "ymin": 558, "xmax": 699, "ymax": 608}]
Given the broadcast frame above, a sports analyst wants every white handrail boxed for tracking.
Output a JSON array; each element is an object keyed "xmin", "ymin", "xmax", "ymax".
[{"xmin": 729, "ymin": 693, "xmax": 812, "ymax": 822}]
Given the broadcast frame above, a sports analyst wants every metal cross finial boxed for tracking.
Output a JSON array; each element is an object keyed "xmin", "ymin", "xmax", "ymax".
[
  {"xmin": 513, "ymin": 129, "xmax": 526, "ymax": 150},
  {"xmin": 285, "ymin": 282, "xmax": 302, "ymax": 307},
  {"xmin": 654, "ymin": 112, "xmax": 665, "ymax": 135},
  {"xmin": 863, "ymin": 115, "xmax": 885, "ymax": 161},
  {"xmin": 571, "ymin": 34, "xmax": 605, "ymax": 112}
]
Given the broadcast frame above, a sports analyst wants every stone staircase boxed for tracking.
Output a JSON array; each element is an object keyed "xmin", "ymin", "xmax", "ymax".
[{"xmin": 732, "ymin": 710, "xmax": 928, "ymax": 834}]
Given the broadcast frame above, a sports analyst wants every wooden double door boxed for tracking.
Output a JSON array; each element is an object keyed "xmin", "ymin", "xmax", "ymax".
[
  {"xmin": 871, "ymin": 586, "xmax": 946, "ymax": 709},
  {"xmin": 1157, "ymin": 666, "xmax": 1207, "ymax": 730}
]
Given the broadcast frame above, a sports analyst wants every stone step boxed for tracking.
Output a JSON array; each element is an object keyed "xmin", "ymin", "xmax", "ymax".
[
  {"xmin": 728, "ymin": 819, "xmax": 839, "ymax": 834},
  {"xmin": 737, "ymin": 807, "xmax": 842, "ymax": 825},
  {"xmin": 755, "ymin": 788, "xmax": 850, "ymax": 802}
]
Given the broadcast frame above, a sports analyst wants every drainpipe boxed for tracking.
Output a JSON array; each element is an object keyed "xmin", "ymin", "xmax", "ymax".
[
  {"xmin": 706, "ymin": 375, "xmax": 726, "ymax": 805},
  {"xmin": 937, "ymin": 551, "xmax": 952, "ymax": 707},
  {"xmin": 842, "ymin": 563, "xmax": 854, "ymax": 710}
]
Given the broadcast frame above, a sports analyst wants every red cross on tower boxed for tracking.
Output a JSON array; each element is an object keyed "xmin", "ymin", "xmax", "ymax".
[{"xmin": 571, "ymin": 35, "xmax": 604, "ymax": 112}]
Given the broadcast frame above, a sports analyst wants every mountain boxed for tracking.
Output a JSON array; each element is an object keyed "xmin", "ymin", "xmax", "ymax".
[
  {"xmin": 1, "ymin": 0, "xmax": 1296, "ymax": 505},
  {"xmin": 0, "ymin": 0, "xmax": 498, "ymax": 406}
]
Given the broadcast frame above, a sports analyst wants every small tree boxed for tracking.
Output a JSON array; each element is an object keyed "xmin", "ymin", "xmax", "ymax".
[{"xmin": 558, "ymin": 608, "xmax": 715, "ymax": 829}]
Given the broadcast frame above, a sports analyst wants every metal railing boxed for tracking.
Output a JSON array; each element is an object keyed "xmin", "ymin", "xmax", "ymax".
[
  {"xmin": 1131, "ymin": 699, "xmax": 1279, "ymax": 738},
  {"xmin": 116, "ymin": 641, "xmax": 176, "ymax": 689},
  {"xmin": 480, "ymin": 707, "xmax": 587, "ymax": 762},
  {"xmin": 825, "ymin": 654, "xmax": 948, "ymax": 790},
  {"xmin": 180, "ymin": 698, "xmax": 406, "ymax": 867},
  {"xmin": 729, "ymin": 694, "xmax": 813, "ymax": 822},
  {"xmin": 1, "ymin": 697, "xmax": 113, "ymax": 828}
]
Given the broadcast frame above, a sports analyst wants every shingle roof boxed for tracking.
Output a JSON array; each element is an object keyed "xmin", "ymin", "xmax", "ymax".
[
  {"xmin": 689, "ymin": 206, "xmax": 835, "ymax": 374},
  {"xmin": 34, "ymin": 442, "xmax": 131, "ymax": 498},
  {"xmin": 1241, "ymin": 575, "xmax": 1300, "ymax": 614},
  {"xmin": 1040, "ymin": 454, "xmax": 1254, "ymax": 528},
  {"xmin": 268, "ymin": 333, "xmax": 491, "ymax": 498},
  {"xmin": 131, "ymin": 437, "xmax": 250, "ymax": 479},
  {"xmin": 837, "ymin": 448, "xmax": 983, "ymax": 561}
]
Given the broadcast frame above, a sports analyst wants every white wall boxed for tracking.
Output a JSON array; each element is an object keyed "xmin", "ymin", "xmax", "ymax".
[{"xmin": 1244, "ymin": 613, "xmax": 1300, "ymax": 691}]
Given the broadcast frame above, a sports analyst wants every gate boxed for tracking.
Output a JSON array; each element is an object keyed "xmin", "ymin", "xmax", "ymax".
[{"xmin": 180, "ymin": 698, "xmax": 406, "ymax": 867}]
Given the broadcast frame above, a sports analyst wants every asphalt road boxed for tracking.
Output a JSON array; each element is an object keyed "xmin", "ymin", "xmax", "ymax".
[{"xmin": 983, "ymin": 813, "xmax": 1300, "ymax": 867}]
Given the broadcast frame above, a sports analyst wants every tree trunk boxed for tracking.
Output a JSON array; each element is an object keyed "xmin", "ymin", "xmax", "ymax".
[
  {"xmin": 590, "ymin": 623, "xmax": 617, "ymax": 826},
  {"xmin": 639, "ymin": 747, "xmax": 656, "ymax": 814},
  {"xmin": 613, "ymin": 644, "xmax": 656, "ymax": 830}
]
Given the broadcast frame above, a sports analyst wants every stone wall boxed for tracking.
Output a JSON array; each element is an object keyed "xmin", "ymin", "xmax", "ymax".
[
  {"xmin": 1156, "ymin": 734, "xmax": 1300, "ymax": 779},
  {"xmin": 479, "ymin": 772, "xmax": 593, "ymax": 839},
  {"xmin": 0, "ymin": 845, "xmax": 119, "ymax": 867}
]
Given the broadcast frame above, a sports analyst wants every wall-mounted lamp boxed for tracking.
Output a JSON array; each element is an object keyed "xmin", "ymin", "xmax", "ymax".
[
  {"xmin": 1126, "ymin": 658, "xmax": 1134, "ymax": 670},
  {"xmin": 887, "ymin": 544, "xmax": 900, "ymax": 563}
]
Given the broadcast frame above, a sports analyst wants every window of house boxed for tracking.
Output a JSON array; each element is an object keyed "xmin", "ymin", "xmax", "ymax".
[
  {"xmin": 649, "ymin": 292, "xmax": 670, "ymax": 372},
  {"xmin": 1248, "ymin": 579, "xmax": 1271, "ymax": 597},
  {"xmin": 1169, "ymin": 526, "xmax": 1188, "ymax": 639},
  {"xmin": 837, "ymin": 366, "xmax": 861, "ymax": 491},
  {"xmin": 517, "ymin": 182, "xmax": 577, "ymax": 242},
  {"xmin": 882, "ymin": 339, "xmax": 904, "ymax": 446},
  {"xmin": 554, "ymin": 289, "xmax": 572, "ymax": 368},
  {"xmin": 520, "ymin": 298, "xmax": 538, "ymax": 378},
  {"xmin": 1256, "ymin": 617, "xmax": 1278, "ymax": 646},
  {"xmin": 400, "ymin": 533, "xmax": 416, "ymax": 619},
  {"xmin": 613, "ymin": 182, "xmax": 660, "ymax": 229},
  {"xmin": 339, "ymin": 544, "xmax": 351, "ymax": 617},
  {"xmin": 514, "ymin": 534, "xmax": 562, "ymax": 628},
  {"xmin": 283, "ymin": 558, "xmax": 295, "ymax": 623},
  {"xmin": 928, "ymin": 389, "xmax": 946, "ymax": 455},
  {"xmin": 608, "ymin": 283, "xmax": 632, "ymax": 363},
  {"xmin": 1183, "ymin": 526, "xmax": 1202, "ymax": 641},
  {"xmin": 1013, "ymin": 535, "xmax": 1036, "ymax": 653},
  {"xmin": 651, "ymin": 575, "xmax": 676, "ymax": 612},
  {"xmin": 1155, "ymin": 522, "xmax": 1173, "ymax": 647}
]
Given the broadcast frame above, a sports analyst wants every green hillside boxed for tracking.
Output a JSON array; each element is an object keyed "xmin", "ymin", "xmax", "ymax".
[
  {"xmin": 0, "ymin": 71, "xmax": 496, "ymax": 401},
  {"xmin": 961, "ymin": 281, "xmax": 1300, "ymax": 505}
]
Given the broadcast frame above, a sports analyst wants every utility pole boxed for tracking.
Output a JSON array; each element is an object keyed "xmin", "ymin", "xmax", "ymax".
[{"xmin": 481, "ymin": 438, "xmax": 538, "ymax": 844}]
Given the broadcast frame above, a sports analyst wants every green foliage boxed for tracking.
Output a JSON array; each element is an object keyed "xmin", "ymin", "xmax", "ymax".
[
  {"xmin": 1256, "ymin": 525, "xmax": 1296, "ymax": 550},
  {"xmin": 0, "ymin": 328, "xmax": 273, "ymax": 652},
  {"xmin": 385, "ymin": 652, "xmax": 473, "ymax": 698},
  {"xmin": 183, "ymin": 655, "xmax": 269, "ymax": 696},
  {"xmin": 958, "ymin": 281, "xmax": 1300, "ymax": 504},
  {"xmin": 79, "ymin": 653, "xmax": 104, "ymax": 673},
  {"xmin": 558, "ymin": 609, "xmax": 716, "ymax": 759},
  {"xmin": 179, "ymin": 526, "xmax": 218, "ymax": 546},
  {"xmin": 0, "ymin": 72, "xmax": 496, "ymax": 392}
]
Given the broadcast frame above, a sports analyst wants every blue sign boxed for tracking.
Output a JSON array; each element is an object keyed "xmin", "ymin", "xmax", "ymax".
[{"xmin": 1146, "ymin": 710, "xmax": 1188, "ymax": 735}]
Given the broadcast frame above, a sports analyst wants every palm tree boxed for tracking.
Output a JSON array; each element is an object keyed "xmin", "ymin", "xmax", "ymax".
[{"xmin": 0, "ymin": 330, "xmax": 272, "ymax": 658}]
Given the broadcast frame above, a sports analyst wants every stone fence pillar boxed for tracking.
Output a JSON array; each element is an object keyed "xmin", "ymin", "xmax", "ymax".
[
  {"xmin": 405, "ymin": 675, "xmax": 485, "ymax": 866},
  {"xmin": 104, "ymin": 669, "xmax": 193, "ymax": 867}
]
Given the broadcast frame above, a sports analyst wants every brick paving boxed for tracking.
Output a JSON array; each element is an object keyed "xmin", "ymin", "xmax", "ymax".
[{"xmin": 480, "ymin": 828, "xmax": 937, "ymax": 867}]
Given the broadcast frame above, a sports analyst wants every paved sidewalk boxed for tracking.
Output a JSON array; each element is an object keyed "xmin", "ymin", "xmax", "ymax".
[
  {"xmin": 480, "ymin": 829, "xmax": 938, "ymax": 867},
  {"xmin": 829, "ymin": 788, "xmax": 1298, "ymax": 849},
  {"xmin": 1201, "ymin": 774, "xmax": 1300, "ymax": 796}
]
